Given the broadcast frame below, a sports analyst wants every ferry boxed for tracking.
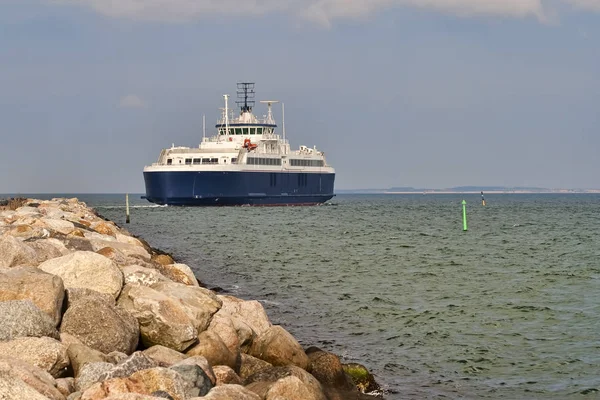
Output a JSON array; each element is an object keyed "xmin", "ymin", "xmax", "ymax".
[{"xmin": 143, "ymin": 83, "xmax": 335, "ymax": 206}]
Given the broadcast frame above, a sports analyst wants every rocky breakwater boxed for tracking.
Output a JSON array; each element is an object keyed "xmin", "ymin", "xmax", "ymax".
[{"xmin": 0, "ymin": 197, "xmax": 381, "ymax": 400}]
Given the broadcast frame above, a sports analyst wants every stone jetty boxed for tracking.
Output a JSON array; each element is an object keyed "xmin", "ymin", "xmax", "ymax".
[{"xmin": 0, "ymin": 198, "xmax": 381, "ymax": 400}]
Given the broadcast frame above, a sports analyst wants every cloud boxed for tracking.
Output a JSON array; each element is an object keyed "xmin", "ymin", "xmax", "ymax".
[
  {"xmin": 119, "ymin": 94, "xmax": 146, "ymax": 109},
  {"xmin": 50, "ymin": 0, "xmax": 599, "ymax": 25}
]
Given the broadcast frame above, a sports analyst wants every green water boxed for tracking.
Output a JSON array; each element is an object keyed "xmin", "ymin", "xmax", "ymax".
[{"xmin": 77, "ymin": 193, "xmax": 600, "ymax": 398}]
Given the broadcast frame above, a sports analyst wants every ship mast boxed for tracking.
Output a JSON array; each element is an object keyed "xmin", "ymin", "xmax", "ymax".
[{"xmin": 236, "ymin": 82, "xmax": 255, "ymax": 113}]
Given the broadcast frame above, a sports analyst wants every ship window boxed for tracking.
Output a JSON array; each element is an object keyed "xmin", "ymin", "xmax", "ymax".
[
  {"xmin": 234, "ymin": 128, "xmax": 241, "ymax": 135},
  {"xmin": 242, "ymin": 128, "xmax": 249, "ymax": 136},
  {"xmin": 256, "ymin": 127, "xmax": 263, "ymax": 135},
  {"xmin": 167, "ymin": 159, "xmax": 172, "ymax": 165},
  {"xmin": 193, "ymin": 158, "xmax": 201, "ymax": 164},
  {"xmin": 202, "ymin": 158, "xmax": 211, "ymax": 163},
  {"xmin": 211, "ymin": 158, "xmax": 218, "ymax": 164},
  {"xmin": 232, "ymin": 158, "xmax": 237, "ymax": 163},
  {"xmin": 185, "ymin": 159, "xmax": 192, "ymax": 165}
]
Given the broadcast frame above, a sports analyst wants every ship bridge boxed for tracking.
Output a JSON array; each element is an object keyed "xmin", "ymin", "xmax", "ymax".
[{"xmin": 215, "ymin": 83, "xmax": 277, "ymax": 136}]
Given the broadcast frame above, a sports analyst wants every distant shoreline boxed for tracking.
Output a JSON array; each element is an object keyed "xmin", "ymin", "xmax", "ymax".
[{"xmin": 336, "ymin": 190, "xmax": 600, "ymax": 195}]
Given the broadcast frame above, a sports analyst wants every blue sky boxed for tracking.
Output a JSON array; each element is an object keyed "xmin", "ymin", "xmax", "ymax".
[{"xmin": 1, "ymin": 0, "xmax": 599, "ymax": 192}]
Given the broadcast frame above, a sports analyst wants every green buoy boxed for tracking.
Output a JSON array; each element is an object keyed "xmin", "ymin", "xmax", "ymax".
[{"xmin": 462, "ymin": 200, "xmax": 468, "ymax": 231}]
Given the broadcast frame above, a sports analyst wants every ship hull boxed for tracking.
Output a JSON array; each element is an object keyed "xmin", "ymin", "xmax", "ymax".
[{"xmin": 143, "ymin": 171, "xmax": 335, "ymax": 206}]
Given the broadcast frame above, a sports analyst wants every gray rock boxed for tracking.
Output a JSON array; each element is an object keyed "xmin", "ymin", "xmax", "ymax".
[
  {"xmin": 122, "ymin": 265, "xmax": 170, "ymax": 287},
  {"xmin": 60, "ymin": 297, "xmax": 139, "ymax": 355},
  {"xmin": 200, "ymin": 384, "xmax": 261, "ymax": 400},
  {"xmin": 65, "ymin": 287, "xmax": 115, "ymax": 308},
  {"xmin": 170, "ymin": 364, "xmax": 213, "ymax": 397},
  {"xmin": 0, "ymin": 266, "xmax": 65, "ymax": 326},
  {"xmin": 0, "ymin": 299, "xmax": 59, "ymax": 340},
  {"xmin": 0, "ymin": 369, "xmax": 52, "ymax": 400},
  {"xmin": 0, "ymin": 337, "xmax": 69, "ymax": 378},
  {"xmin": 75, "ymin": 362, "xmax": 114, "ymax": 392},
  {"xmin": 0, "ymin": 235, "xmax": 37, "ymax": 268},
  {"xmin": 98, "ymin": 352, "xmax": 157, "ymax": 381},
  {"xmin": 170, "ymin": 356, "xmax": 216, "ymax": 386},
  {"xmin": 67, "ymin": 343, "xmax": 107, "ymax": 377},
  {"xmin": 39, "ymin": 251, "xmax": 124, "ymax": 299},
  {"xmin": 0, "ymin": 356, "xmax": 66, "ymax": 400}
]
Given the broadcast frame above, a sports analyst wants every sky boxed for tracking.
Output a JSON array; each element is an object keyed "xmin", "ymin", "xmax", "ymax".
[{"xmin": 1, "ymin": 0, "xmax": 599, "ymax": 192}]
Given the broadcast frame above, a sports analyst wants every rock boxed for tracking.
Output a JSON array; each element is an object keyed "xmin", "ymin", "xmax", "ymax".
[
  {"xmin": 105, "ymin": 351, "xmax": 129, "ymax": 365},
  {"xmin": 8, "ymin": 224, "xmax": 47, "ymax": 240},
  {"xmin": 0, "ymin": 235, "xmax": 37, "ymax": 268},
  {"xmin": 61, "ymin": 332, "xmax": 85, "ymax": 346},
  {"xmin": 143, "ymin": 346, "xmax": 187, "ymax": 367},
  {"xmin": 217, "ymin": 296, "xmax": 271, "ymax": 347},
  {"xmin": 244, "ymin": 366, "xmax": 325, "ymax": 400},
  {"xmin": 39, "ymin": 251, "xmax": 123, "ymax": 299},
  {"xmin": 151, "ymin": 282, "xmax": 221, "ymax": 333},
  {"xmin": 122, "ymin": 265, "xmax": 169, "ymax": 287},
  {"xmin": 91, "ymin": 221, "xmax": 117, "ymax": 237},
  {"xmin": 0, "ymin": 369, "xmax": 53, "ymax": 400},
  {"xmin": 307, "ymin": 348, "xmax": 355, "ymax": 391},
  {"xmin": 0, "ymin": 356, "xmax": 66, "ymax": 400},
  {"xmin": 56, "ymin": 378, "xmax": 76, "ymax": 397},
  {"xmin": 239, "ymin": 354, "xmax": 272, "ymax": 380},
  {"xmin": 117, "ymin": 285, "xmax": 197, "ymax": 352},
  {"xmin": 249, "ymin": 326, "xmax": 309, "ymax": 370},
  {"xmin": 0, "ymin": 300, "xmax": 59, "ymax": 340},
  {"xmin": 65, "ymin": 287, "xmax": 115, "ymax": 308},
  {"xmin": 152, "ymin": 254, "xmax": 174, "ymax": 266},
  {"xmin": 0, "ymin": 337, "xmax": 69, "ymax": 377},
  {"xmin": 342, "ymin": 363, "xmax": 380, "ymax": 394},
  {"xmin": 265, "ymin": 375, "xmax": 320, "ymax": 400},
  {"xmin": 75, "ymin": 362, "xmax": 115, "ymax": 392},
  {"xmin": 199, "ymin": 384, "xmax": 261, "ymax": 400},
  {"xmin": 37, "ymin": 218, "xmax": 76, "ymax": 235},
  {"xmin": 186, "ymin": 331, "xmax": 239, "ymax": 372},
  {"xmin": 89, "ymin": 239, "xmax": 151, "ymax": 261},
  {"xmin": 170, "ymin": 357, "xmax": 216, "ymax": 386},
  {"xmin": 62, "ymin": 237, "xmax": 94, "ymax": 252},
  {"xmin": 104, "ymin": 395, "xmax": 170, "ymax": 400},
  {"xmin": 97, "ymin": 247, "xmax": 128, "ymax": 266},
  {"xmin": 15, "ymin": 206, "xmax": 41, "ymax": 217},
  {"xmin": 80, "ymin": 367, "xmax": 187, "ymax": 400},
  {"xmin": 67, "ymin": 343, "xmax": 107, "ymax": 377},
  {"xmin": 169, "ymin": 363, "xmax": 213, "ymax": 397},
  {"xmin": 207, "ymin": 314, "xmax": 240, "ymax": 354},
  {"xmin": 61, "ymin": 296, "xmax": 139, "ymax": 355},
  {"xmin": 0, "ymin": 266, "xmax": 65, "ymax": 326},
  {"xmin": 154, "ymin": 264, "xmax": 198, "ymax": 287},
  {"xmin": 28, "ymin": 238, "xmax": 71, "ymax": 265},
  {"xmin": 213, "ymin": 366, "xmax": 242, "ymax": 386}
]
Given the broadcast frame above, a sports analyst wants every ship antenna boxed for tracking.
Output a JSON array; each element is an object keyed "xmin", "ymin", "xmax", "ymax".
[
  {"xmin": 236, "ymin": 82, "xmax": 255, "ymax": 113},
  {"xmin": 282, "ymin": 102, "xmax": 286, "ymax": 142},
  {"xmin": 202, "ymin": 114, "xmax": 206, "ymax": 141},
  {"xmin": 223, "ymin": 94, "xmax": 229, "ymax": 138},
  {"xmin": 259, "ymin": 100, "xmax": 279, "ymax": 126}
]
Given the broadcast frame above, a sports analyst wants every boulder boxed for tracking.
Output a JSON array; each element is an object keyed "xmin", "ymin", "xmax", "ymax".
[
  {"xmin": 169, "ymin": 363, "xmax": 213, "ymax": 397},
  {"xmin": 89, "ymin": 239, "xmax": 150, "ymax": 261},
  {"xmin": 0, "ymin": 356, "xmax": 66, "ymax": 400},
  {"xmin": 28, "ymin": 238, "xmax": 71, "ymax": 265},
  {"xmin": 0, "ymin": 369, "xmax": 54, "ymax": 400},
  {"xmin": 207, "ymin": 314, "xmax": 240, "ymax": 354},
  {"xmin": 307, "ymin": 347, "xmax": 355, "ymax": 391},
  {"xmin": 143, "ymin": 346, "xmax": 187, "ymax": 367},
  {"xmin": 65, "ymin": 287, "xmax": 115, "ymax": 308},
  {"xmin": 60, "ymin": 296, "xmax": 139, "ymax": 355},
  {"xmin": 199, "ymin": 384, "xmax": 261, "ymax": 400},
  {"xmin": 91, "ymin": 221, "xmax": 117, "ymax": 237},
  {"xmin": 117, "ymin": 285, "xmax": 197, "ymax": 352},
  {"xmin": 151, "ymin": 281, "xmax": 221, "ymax": 333},
  {"xmin": 0, "ymin": 300, "xmax": 59, "ymax": 340},
  {"xmin": 122, "ymin": 265, "xmax": 169, "ymax": 287},
  {"xmin": 239, "ymin": 354, "xmax": 272, "ymax": 380},
  {"xmin": 36, "ymin": 218, "xmax": 76, "ymax": 235},
  {"xmin": 213, "ymin": 366, "xmax": 242, "ymax": 386},
  {"xmin": 0, "ymin": 266, "xmax": 65, "ymax": 326},
  {"xmin": 75, "ymin": 362, "xmax": 115, "ymax": 392},
  {"xmin": 186, "ymin": 331, "xmax": 239, "ymax": 372},
  {"xmin": 76, "ymin": 352, "xmax": 157, "ymax": 392},
  {"xmin": 217, "ymin": 296, "xmax": 271, "ymax": 348},
  {"xmin": 67, "ymin": 343, "xmax": 107, "ymax": 377},
  {"xmin": 0, "ymin": 337, "xmax": 69, "ymax": 377},
  {"xmin": 7, "ymin": 224, "xmax": 47, "ymax": 240},
  {"xmin": 97, "ymin": 247, "xmax": 128, "ymax": 266},
  {"xmin": 154, "ymin": 264, "xmax": 199, "ymax": 287},
  {"xmin": 56, "ymin": 377, "xmax": 75, "ymax": 397},
  {"xmin": 170, "ymin": 356, "xmax": 216, "ymax": 386},
  {"xmin": 0, "ymin": 235, "xmax": 37, "ymax": 268},
  {"xmin": 249, "ymin": 326, "xmax": 309, "ymax": 370},
  {"xmin": 244, "ymin": 366, "xmax": 325, "ymax": 400},
  {"xmin": 265, "ymin": 375, "xmax": 321, "ymax": 400},
  {"xmin": 39, "ymin": 251, "xmax": 124, "ymax": 299},
  {"xmin": 151, "ymin": 254, "xmax": 174, "ymax": 266},
  {"xmin": 342, "ymin": 363, "xmax": 380, "ymax": 394},
  {"xmin": 80, "ymin": 367, "xmax": 188, "ymax": 400}
]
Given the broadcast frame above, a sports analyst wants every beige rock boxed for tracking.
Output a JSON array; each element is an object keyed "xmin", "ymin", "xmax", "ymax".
[
  {"xmin": 151, "ymin": 281, "xmax": 221, "ymax": 333},
  {"xmin": 114, "ymin": 233, "xmax": 145, "ymax": 248},
  {"xmin": 80, "ymin": 367, "xmax": 187, "ymax": 400},
  {"xmin": 152, "ymin": 254, "xmax": 174, "ymax": 266},
  {"xmin": 0, "ymin": 356, "xmax": 65, "ymax": 400},
  {"xmin": 39, "ymin": 251, "xmax": 124, "ymax": 299},
  {"xmin": 207, "ymin": 313, "xmax": 241, "ymax": 354},
  {"xmin": 217, "ymin": 296, "xmax": 271, "ymax": 345},
  {"xmin": 65, "ymin": 287, "xmax": 115, "ymax": 308},
  {"xmin": 91, "ymin": 221, "xmax": 117, "ymax": 237},
  {"xmin": 0, "ymin": 369, "xmax": 53, "ymax": 400},
  {"xmin": 245, "ymin": 366, "xmax": 326, "ymax": 400},
  {"xmin": 0, "ymin": 337, "xmax": 69, "ymax": 377},
  {"xmin": 0, "ymin": 299, "xmax": 59, "ymax": 340},
  {"xmin": 239, "ymin": 354, "xmax": 272, "ymax": 380},
  {"xmin": 142, "ymin": 345, "xmax": 187, "ymax": 367},
  {"xmin": 28, "ymin": 238, "xmax": 71, "ymax": 265},
  {"xmin": 200, "ymin": 384, "xmax": 261, "ymax": 400},
  {"xmin": 122, "ymin": 265, "xmax": 169, "ymax": 287},
  {"xmin": 0, "ymin": 235, "xmax": 37, "ymax": 268},
  {"xmin": 7, "ymin": 224, "xmax": 46, "ymax": 240},
  {"xmin": 249, "ymin": 326, "xmax": 309, "ymax": 370},
  {"xmin": 117, "ymin": 285, "xmax": 197, "ymax": 352},
  {"xmin": 96, "ymin": 247, "xmax": 128, "ymax": 266},
  {"xmin": 68, "ymin": 343, "xmax": 108, "ymax": 377},
  {"xmin": 37, "ymin": 218, "xmax": 76, "ymax": 235},
  {"xmin": 0, "ymin": 266, "xmax": 65, "ymax": 326},
  {"xmin": 213, "ymin": 366, "xmax": 242, "ymax": 386},
  {"xmin": 89, "ymin": 239, "xmax": 151, "ymax": 261},
  {"xmin": 265, "ymin": 376, "xmax": 321, "ymax": 400},
  {"xmin": 56, "ymin": 377, "xmax": 75, "ymax": 397},
  {"xmin": 154, "ymin": 263, "xmax": 199, "ymax": 286},
  {"xmin": 61, "ymin": 297, "xmax": 139, "ymax": 355},
  {"xmin": 186, "ymin": 331, "xmax": 239, "ymax": 372}
]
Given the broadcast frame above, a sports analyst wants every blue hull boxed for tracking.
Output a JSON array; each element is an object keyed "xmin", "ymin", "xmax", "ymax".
[{"xmin": 143, "ymin": 171, "xmax": 335, "ymax": 206}]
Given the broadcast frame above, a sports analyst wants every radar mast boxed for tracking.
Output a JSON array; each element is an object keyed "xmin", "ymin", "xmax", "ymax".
[{"xmin": 236, "ymin": 82, "xmax": 255, "ymax": 113}]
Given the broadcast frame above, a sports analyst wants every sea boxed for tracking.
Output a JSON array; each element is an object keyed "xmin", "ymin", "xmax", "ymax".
[{"xmin": 7, "ymin": 193, "xmax": 600, "ymax": 399}]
